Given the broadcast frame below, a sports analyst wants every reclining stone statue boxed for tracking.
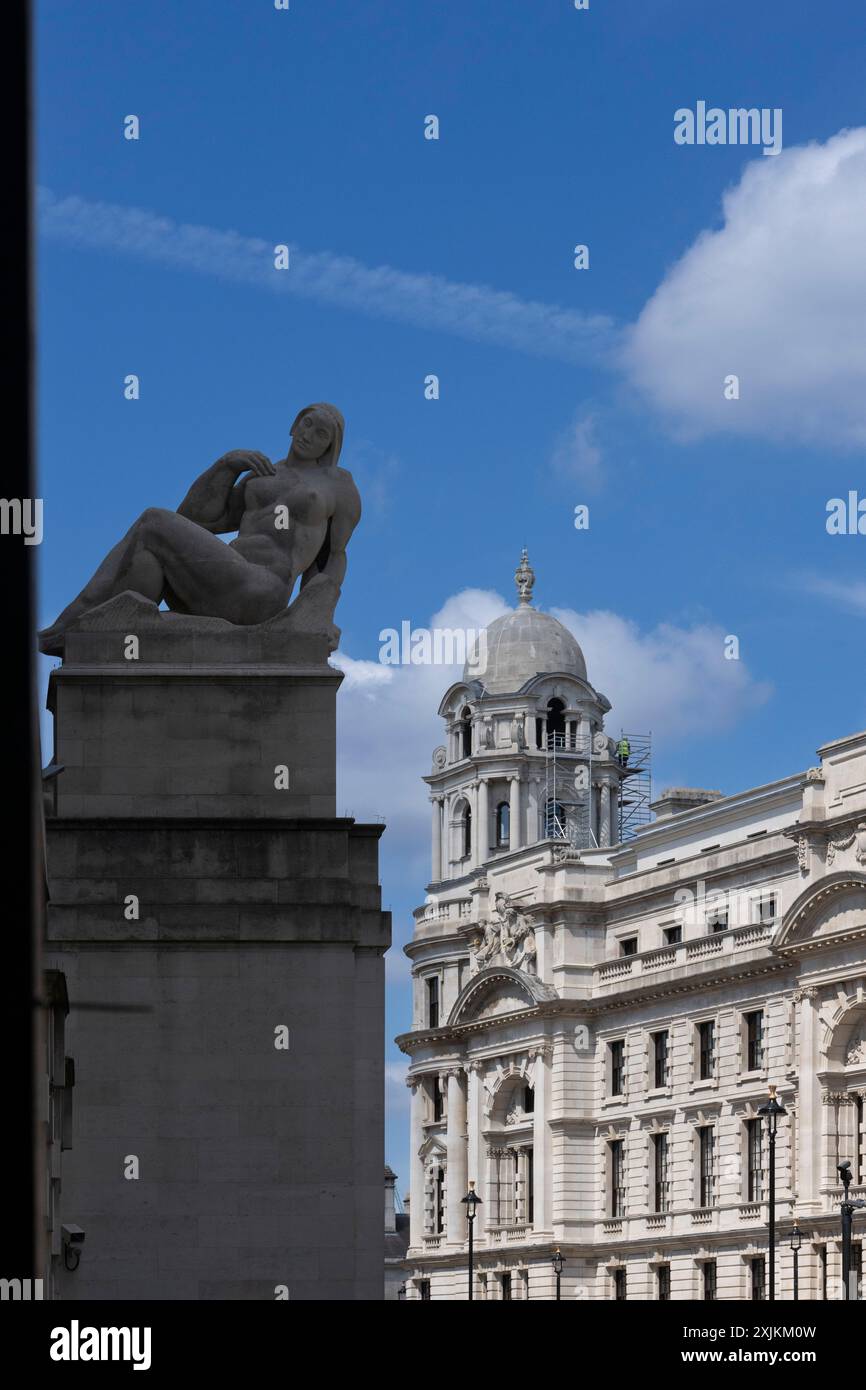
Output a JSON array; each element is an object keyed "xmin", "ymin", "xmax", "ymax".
[{"xmin": 38, "ymin": 401, "xmax": 359, "ymax": 655}]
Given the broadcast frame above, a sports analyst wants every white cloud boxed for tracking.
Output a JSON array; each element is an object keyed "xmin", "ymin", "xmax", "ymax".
[
  {"xmin": 40, "ymin": 130, "xmax": 866, "ymax": 451},
  {"xmin": 37, "ymin": 187, "xmax": 618, "ymax": 368},
  {"xmin": 334, "ymin": 590, "xmax": 771, "ymax": 867},
  {"xmin": 796, "ymin": 572, "xmax": 866, "ymax": 616},
  {"xmin": 333, "ymin": 588, "xmax": 509, "ymax": 846},
  {"xmin": 551, "ymin": 607, "xmax": 771, "ymax": 740},
  {"xmin": 623, "ymin": 127, "xmax": 866, "ymax": 447},
  {"xmin": 550, "ymin": 411, "xmax": 604, "ymax": 489}
]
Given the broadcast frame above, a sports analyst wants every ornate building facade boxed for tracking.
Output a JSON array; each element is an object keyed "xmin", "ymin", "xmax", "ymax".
[{"xmin": 396, "ymin": 555, "xmax": 866, "ymax": 1300}]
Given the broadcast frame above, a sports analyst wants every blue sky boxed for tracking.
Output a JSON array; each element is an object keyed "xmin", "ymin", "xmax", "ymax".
[{"xmin": 36, "ymin": 1, "xmax": 866, "ymax": 1188}]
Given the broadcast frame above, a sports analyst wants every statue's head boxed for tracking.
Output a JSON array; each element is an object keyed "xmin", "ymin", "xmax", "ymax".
[{"xmin": 290, "ymin": 403, "xmax": 345, "ymax": 467}]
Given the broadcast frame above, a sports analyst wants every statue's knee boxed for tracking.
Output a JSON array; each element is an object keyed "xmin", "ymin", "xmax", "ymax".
[{"xmin": 138, "ymin": 506, "xmax": 170, "ymax": 533}]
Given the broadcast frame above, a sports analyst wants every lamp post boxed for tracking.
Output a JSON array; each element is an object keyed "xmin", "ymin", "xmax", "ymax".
[
  {"xmin": 462, "ymin": 1181, "xmax": 482, "ymax": 1301},
  {"xmin": 838, "ymin": 1160, "xmax": 866, "ymax": 1300},
  {"xmin": 757, "ymin": 1084, "xmax": 787, "ymax": 1301},
  {"xmin": 552, "ymin": 1248, "xmax": 564, "ymax": 1301},
  {"xmin": 788, "ymin": 1220, "xmax": 802, "ymax": 1302}
]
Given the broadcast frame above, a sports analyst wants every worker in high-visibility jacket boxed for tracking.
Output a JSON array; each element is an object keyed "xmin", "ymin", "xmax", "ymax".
[{"xmin": 616, "ymin": 736, "xmax": 630, "ymax": 767}]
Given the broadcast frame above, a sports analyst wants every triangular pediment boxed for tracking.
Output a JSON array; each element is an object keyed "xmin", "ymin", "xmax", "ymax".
[{"xmin": 418, "ymin": 1134, "xmax": 447, "ymax": 1162}]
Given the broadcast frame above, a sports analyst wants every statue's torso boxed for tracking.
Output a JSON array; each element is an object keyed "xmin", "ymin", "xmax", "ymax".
[{"xmin": 231, "ymin": 463, "xmax": 338, "ymax": 581}]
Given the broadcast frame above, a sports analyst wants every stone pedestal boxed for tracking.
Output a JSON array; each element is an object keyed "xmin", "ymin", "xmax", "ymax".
[{"xmin": 44, "ymin": 600, "xmax": 390, "ymax": 1300}]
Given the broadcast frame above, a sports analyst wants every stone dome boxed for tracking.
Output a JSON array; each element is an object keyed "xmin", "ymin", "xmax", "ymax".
[{"xmin": 463, "ymin": 551, "xmax": 587, "ymax": 694}]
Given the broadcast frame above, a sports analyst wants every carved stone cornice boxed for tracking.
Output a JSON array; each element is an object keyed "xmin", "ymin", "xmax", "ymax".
[{"xmin": 821, "ymin": 1090, "xmax": 853, "ymax": 1106}]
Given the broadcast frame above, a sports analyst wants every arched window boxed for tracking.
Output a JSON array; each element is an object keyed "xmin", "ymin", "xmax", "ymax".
[
  {"xmin": 460, "ymin": 706, "xmax": 472, "ymax": 759},
  {"xmin": 547, "ymin": 698, "xmax": 566, "ymax": 748},
  {"xmin": 463, "ymin": 804, "xmax": 472, "ymax": 858},
  {"xmin": 495, "ymin": 801, "xmax": 510, "ymax": 848}
]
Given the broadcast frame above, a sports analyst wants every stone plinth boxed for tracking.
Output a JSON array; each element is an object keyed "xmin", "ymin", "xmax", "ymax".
[
  {"xmin": 44, "ymin": 603, "xmax": 390, "ymax": 1301},
  {"xmin": 46, "ymin": 599, "xmax": 339, "ymax": 819}
]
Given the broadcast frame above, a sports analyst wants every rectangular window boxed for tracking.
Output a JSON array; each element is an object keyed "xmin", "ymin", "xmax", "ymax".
[
  {"xmin": 699, "ymin": 1126, "xmax": 716, "ymax": 1208},
  {"xmin": 746, "ymin": 1117, "xmax": 763, "ymax": 1201},
  {"xmin": 610, "ymin": 1039, "xmax": 625, "ymax": 1096},
  {"xmin": 819, "ymin": 1245, "xmax": 827, "ymax": 1301},
  {"xmin": 653, "ymin": 1132, "xmax": 670, "ymax": 1213},
  {"xmin": 417, "ymin": 1279, "xmax": 431, "ymax": 1301},
  {"xmin": 653, "ymin": 1030, "xmax": 670, "ymax": 1089},
  {"xmin": 426, "ymin": 976, "xmax": 439, "ymax": 1028},
  {"xmin": 526, "ymin": 1148, "xmax": 534, "ymax": 1226},
  {"xmin": 524, "ymin": 1084, "xmax": 535, "ymax": 1114},
  {"xmin": 745, "ymin": 1010, "xmax": 765, "ymax": 1071},
  {"xmin": 434, "ymin": 1166, "xmax": 445, "ymax": 1235},
  {"xmin": 613, "ymin": 1267, "xmax": 627, "ymax": 1301},
  {"xmin": 751, "ymin": 1256, "xmax": 766, "ymax": 1301},
  {"xmin": 703, "ymin": 1260, "xmax": 717, "ymax": 1301},
  {"xmin": 664, "ymin": 925, "xmax": 682, "ymax": 944},
  {"xmin": 432, "ymin": 1075, "xmax": 444, "ymax": 1122},
  {"xmin": 657, "ymin": 1265, "xmax": 671, "ymax": 1301},
  {"xmin": 756, "ymin": 894, "xmax": 777, "ymax": 924},
  {"xmin": 621, "ymin": 937, "xmax": 638, "ymax": 957},
  {"xmin": 698, "ymin": 1020, "xmax": 716, "ymax": 1080},
  {"xmin": 501, "ymin": 1272, "xmax": 512, "ymax": 1301},
  {"xmin": 610, "ymin": 1139, "xmax": 626, "ymax": 1219},
  {"xmin": 707, "ymin": 906, "xmax": 729, "ymax": 932}
]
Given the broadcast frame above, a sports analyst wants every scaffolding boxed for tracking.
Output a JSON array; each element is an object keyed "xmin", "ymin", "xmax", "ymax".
[
  {"xmin": 541, "ymin": 731, "xmax": 652, "ymax": 849},
  {"xmin": 542, "ymin": 732, "xmax": 594, "ymax": 849},
  {"xmin": 617, "ymin": 733, "xmax": 652, "ymax": 842}
]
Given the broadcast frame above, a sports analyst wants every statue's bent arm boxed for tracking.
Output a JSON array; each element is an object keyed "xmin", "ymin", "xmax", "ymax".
[{"xmin": 177, "ymin": 451, "xmax": 270, "ymax": 534}]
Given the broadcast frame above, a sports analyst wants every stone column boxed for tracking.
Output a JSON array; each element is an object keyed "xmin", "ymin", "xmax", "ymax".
[
  {"xmin": 469, "ymin": 781, "xmax": 479, "ymax": 862},
  {"xmin": 445, "ymin": 1068, "xmax": 468, "ymax": 1245},
  {"xmin": 477, "ymin": 778, "xmax": 489, "ymax": 863},
  {"xmin": 408, "ymin": 1078, "xmax": 425, "ymax": 1247},
  {"xmin": 531, "ymin": 1045, "xmax": 552, "ymax": 1233},
  {"xmin": 609, "ymin": 782, "xmax": 619, "ymax": 846},
  {"xmin": 527, "ymin": 777, "xmax": 540, "ymax": 845},
  {"xmin": 598, "ymin": 780, "xmax": 611, "ymax": 848},
  {"xmin": 484, "ymin": 1147, "xmax": 499, "ymax": 1229},
  {"xmin": 466, "ymin": 1062, "xmax": 484, "ymax": 1210},
  {"xmin": 509, "ymin": 775, "xmax": 522, "ymax": 851},
  {"xmin": 797, "ymin": 988, "xmax": 822, "ymax": 1212},
  {"xmin": 431, "ymin": 796, "xmax": 442, "ymax": 882}
]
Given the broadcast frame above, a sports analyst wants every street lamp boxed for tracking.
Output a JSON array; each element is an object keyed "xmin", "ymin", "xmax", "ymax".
[
  {"xmin": 788, "ymin": 1220, "xmax": 802, "ymax": 1302},
  {"xmin": 462, "ymin": 1181, "xmax": 482, "ymax": 1302},
  {"xmin": 757, "ymin": 1084, "xmax": 787, "ymax": 1301},
  {"xmin": 552, "ymin": 1248, "xmax": 564, "ymax": 1301},
  {"xmin": 838, "ymin": 1160, "xmax": 866, "ymax": 1300}
]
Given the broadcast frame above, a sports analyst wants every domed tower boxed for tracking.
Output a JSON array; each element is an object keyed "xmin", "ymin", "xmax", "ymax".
[
  {"xmin": 400, "ymin": 553, "xmax": 632, "ymax": 1287},
  {"xmin": 426, "ymin": 550, "xmax": 624, "ymax": 886}
]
